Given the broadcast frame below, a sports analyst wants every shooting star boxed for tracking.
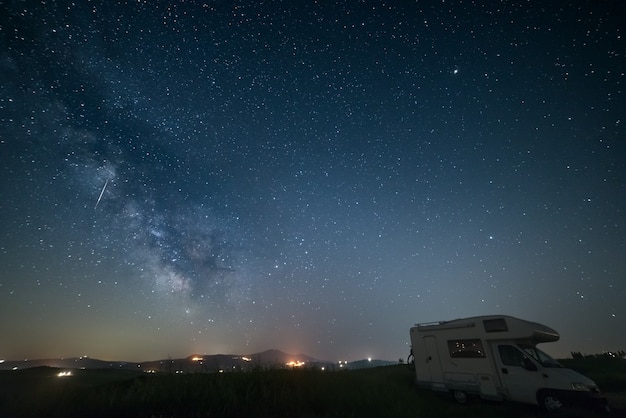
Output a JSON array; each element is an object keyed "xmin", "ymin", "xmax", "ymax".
[{"xmin": 94, "ymin": 179, "xmax": 109, "ymax": 210}]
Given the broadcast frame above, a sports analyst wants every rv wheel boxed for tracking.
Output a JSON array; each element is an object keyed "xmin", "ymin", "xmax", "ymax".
[
  {"xmin": 453, "ymin": 390, "xmax": 468, "ymax": 404},
  {"xmin": 599, "ymin": 402, "xmax": 611, "ymax": 414},
  {"xmin": 538, "ymin": 391, "xmax": 564, "ymax": 412}
]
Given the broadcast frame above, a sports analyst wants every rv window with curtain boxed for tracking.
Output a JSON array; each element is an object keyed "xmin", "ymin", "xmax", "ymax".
[
  {"xmin": 483, "ymin": 318, "xmax": 508, "ymax": 332},
  {"xmin": 447, "ymin": 339, "xmax": 485, "ymax": 358}
]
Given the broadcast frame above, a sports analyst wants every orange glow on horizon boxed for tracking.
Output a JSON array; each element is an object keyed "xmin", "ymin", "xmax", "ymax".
[{"xmin": 286, "ymin": 360, "xmax": 305, "ymax": 367}]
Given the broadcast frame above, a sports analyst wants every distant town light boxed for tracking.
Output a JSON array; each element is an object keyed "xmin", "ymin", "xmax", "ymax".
[
  {"xmin": 241, "ymin": 356, "xmax": 252, "ymax": 362},
  {"xmin": 191, "ymin": 356, "xmax": 203, "ymax": 361},
  {"xmin": 57, "ymin": 371, "xmax": 72, "ymax": 377},
  {"xmin": 286, "ymin": 360, "xmax": 305, "ymax": 367}
]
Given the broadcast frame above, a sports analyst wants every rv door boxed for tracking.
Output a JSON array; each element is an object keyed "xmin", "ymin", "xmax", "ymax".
[
  {"xmin": 423, "ymin": 335, "xmax": 444, "ymax": 385},
  {"xmin": 496, "ymin": 344, "xmax": 544, "ymax": 405}
]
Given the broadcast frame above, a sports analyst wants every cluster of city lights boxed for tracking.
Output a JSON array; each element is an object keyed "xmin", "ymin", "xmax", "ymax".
[
  {"xmin": 285, "ymin": 360, "xmax": 305, "ymax": 367},
  {"xmin": 57, "ymin": 371, "xmax": 73, "ymax": 377},
  {"xmin": 230, "ymin": 356, "xmax": 253, "ymax": 362}
]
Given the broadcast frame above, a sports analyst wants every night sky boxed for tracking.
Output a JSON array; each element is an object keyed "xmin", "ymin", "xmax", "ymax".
[{"xmin": 1, "ymin": 1, "xmax": 625, "ymax": 363}]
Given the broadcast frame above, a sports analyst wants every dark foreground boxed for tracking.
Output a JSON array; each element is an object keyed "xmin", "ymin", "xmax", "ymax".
[{"xmin": 0, "ymin": 359, "xmax": 624, "ymax": 418}]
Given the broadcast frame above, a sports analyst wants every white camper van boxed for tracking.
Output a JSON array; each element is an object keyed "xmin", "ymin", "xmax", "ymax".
[{"xmin": 409, "ymin": 315, "xmax": 609, "ymax": 412}]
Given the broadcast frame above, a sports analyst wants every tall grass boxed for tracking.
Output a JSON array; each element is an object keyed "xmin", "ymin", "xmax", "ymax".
[{"xmin": 1, "ymin": 362, "xmax": 623, "ymax": 417}]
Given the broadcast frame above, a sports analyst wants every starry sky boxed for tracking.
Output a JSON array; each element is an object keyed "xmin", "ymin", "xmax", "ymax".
[{"xmin": 1, "ymin": 1, "xmax": 625, "ymax": 363}]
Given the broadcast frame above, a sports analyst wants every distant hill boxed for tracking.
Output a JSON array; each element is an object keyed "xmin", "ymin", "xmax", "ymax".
[
  {"xmin": 0, "ymin": 350, "xmax": 323, "ymax": 373},
  {"xmin": 0, "ymin": 350, "xmax": 394, "ymax": 372},
  {"xmin": 0, "ymin": 356, "xmax": 120, "ymax": 371},
  {"xmin": 344, "ymin": 359, "xmax": 398, "ymax": 369}
]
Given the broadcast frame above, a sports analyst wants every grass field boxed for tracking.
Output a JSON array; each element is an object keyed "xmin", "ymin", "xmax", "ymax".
[{"xmin": 0, "ymin": 358, "xmax": 624, "ymax": 417}]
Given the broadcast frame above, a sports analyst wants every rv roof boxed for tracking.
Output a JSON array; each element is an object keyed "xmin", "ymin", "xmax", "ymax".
[
  {"xmin": 413, "ymin": 315, "xmax": 559, "ymax": 343},
  {"xmin": 415, "ymin": 319, "xmax": 476, "ymax": 330}
]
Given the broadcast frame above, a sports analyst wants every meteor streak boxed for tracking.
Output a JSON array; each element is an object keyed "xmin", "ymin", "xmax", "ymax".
[{"xmin": 94, "ymin": 179, "xmax": 108, "ymax": 210}]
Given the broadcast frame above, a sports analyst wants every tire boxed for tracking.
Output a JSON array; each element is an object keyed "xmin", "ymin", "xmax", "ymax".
[
  {"xmin": 538, "ymin": 391, "xmax": 565, "ymax": 412},
  {"xmin": 453, "ymin": 390, "xmax": 468, "ymax": 404},
  {"xmin": 599, "ymin": 402, "xmax": 611, "ymax": 414}
]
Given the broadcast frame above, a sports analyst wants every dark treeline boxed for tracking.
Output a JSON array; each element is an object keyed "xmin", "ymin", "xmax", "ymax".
[{"xmin": 570, "ymin": 350, "xmax": 626, "ymax": 360}]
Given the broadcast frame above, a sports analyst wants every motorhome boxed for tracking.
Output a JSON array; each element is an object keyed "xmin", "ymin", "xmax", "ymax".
[{"xmin": 409, "ymin": 315, "xmax": 609, "ymax": 412}]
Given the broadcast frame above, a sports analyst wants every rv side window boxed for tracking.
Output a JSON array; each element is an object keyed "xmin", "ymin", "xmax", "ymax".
[
  {"xmin": 447, "ymin": 339, "xmax": 485, "ymax": 358},
  {"xmin": 483, "ymin": 318, "xmax": 508, "ymax": 332},
  {"xmin": 498, "ymin": 345, "xmax": 526, "ymax": 367}
]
